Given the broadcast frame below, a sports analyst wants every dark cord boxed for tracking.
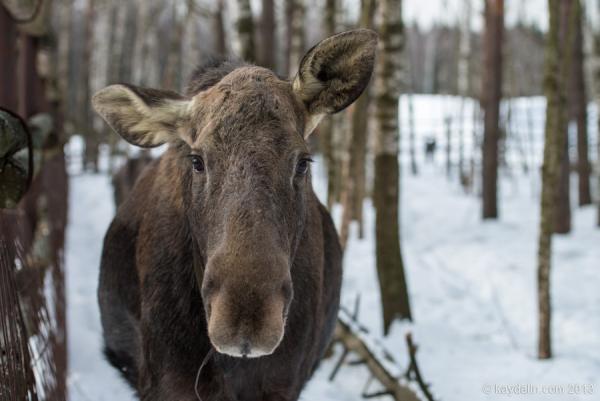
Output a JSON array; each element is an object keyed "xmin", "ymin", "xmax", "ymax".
[{"xmin": 194, "ymin": 347, "xmax": 215, "ymax": 401}]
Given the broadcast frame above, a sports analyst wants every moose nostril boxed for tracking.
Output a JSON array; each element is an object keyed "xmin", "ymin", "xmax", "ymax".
[
  {"xmin": 240, "ymin": 339, "xmax": 251, "ymax": 357},
  {"xmin": 202, "ymin": 277, "xmax": 218, "ymax": 299}
]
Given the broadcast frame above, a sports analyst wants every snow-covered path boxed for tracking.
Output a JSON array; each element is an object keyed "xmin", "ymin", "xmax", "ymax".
[
  {"xmin": 65, "ymin": 173, "xmax": 135, "ymax": 400},
  {"xmin": 339, "ymin": 166, "xmax": 600, "ymax": 401}
]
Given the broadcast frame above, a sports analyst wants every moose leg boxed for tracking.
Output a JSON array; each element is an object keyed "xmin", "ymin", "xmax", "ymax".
[{"xmin": 98, "ymin": 219, "xmax": 141, "ymax": 387}]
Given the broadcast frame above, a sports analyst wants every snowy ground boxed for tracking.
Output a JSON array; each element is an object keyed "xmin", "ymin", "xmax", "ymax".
[{"xmin": 65, "ymin": 96, "xmax": 600, "ymax": 401}]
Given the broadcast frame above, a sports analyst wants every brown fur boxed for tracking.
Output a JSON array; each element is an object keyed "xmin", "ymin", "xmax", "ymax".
[{"xmin": 94, "ymin": 30, "xmax": 377, "ymax": 401}]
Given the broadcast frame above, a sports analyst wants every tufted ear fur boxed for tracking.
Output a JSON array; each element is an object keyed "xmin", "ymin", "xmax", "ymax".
[
  {"xmin": 92, "ymin": 84, "xmax": 193, "ymax": 148},
  {"xmin": 292, "ymin": 29, "xmax": 378, "ymax": 136}
]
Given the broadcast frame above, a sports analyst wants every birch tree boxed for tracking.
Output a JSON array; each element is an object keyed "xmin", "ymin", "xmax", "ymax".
[
  {"xmin": 457, "ymin": 0, "xmax": 472, "ymax": 186},
  {"xmin": 373, "ymin": 0, "xmax": 412, "ymax": 331},
  {"xmin": 340, "ymin": 0, "xmax": 377, "ymax": 246},
  {"xmin": 320, "ymin": 0, "xmax": 338, "ymax": 209},
  {"xmin": 537, "ymin": 0, "xmax": 576, "ymax": 360}
]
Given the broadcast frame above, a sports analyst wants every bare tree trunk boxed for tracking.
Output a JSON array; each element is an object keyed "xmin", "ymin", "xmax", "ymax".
[
  {"xmin": 214, "ymin": 0, "xmax": 227, "ymax": 57},
  {"xmin": 287, "ymin": 0, "xmax": 305, "ymax": 77},
  {"xmin": 65, "ymin": 3, "xmax": 79, "ymax": 133},
  {"xmin": 283, "ymin": 0, "xmax": 293, "ymax": 75},
  {"xmin": 82, "ymin": 0, "xmax": 98, "ymax": 172},
  {"xmin": 338, "ymin": 0, "xmax": 376, "ymax": 245},
  {"xmin": 373, "ymin": 0, "xmax": 412, "ymax": 332},
  {"xmin": 105, "ymin": 1, "xmax": 118, "ymax": 84},
  {"xmin": 408, "ymin": 94, "xmax": 418, "ymax": 175},
  {"xmin": 592, "ymin": 4, "xmax": 600, "ymax": 226},
  {"xmin": 162, "ymin": 1, "xmax": 191, "ymax": 92},
  {"xmin": 338, "ymin": 0, "xmax": 375, "ymax": 249},
  {"xmin": 537, "ymin": 0, "xmax": 575, "ymax": 360},
  {"xmin": 104, "ymin": 0, "xmax": 120, "ymax": 166},
  {"xmin": 445, "ymin": 116, "xmax": 452, "ymax": 178},
  {"xmin": 554, "ymin": 136, "xmax": 572, "ymax": 233},
  {"xmin": 458, "ymin": 0, "xmax": 472, "ymax": 188},
  {"xmin": 236, "ymin": 0, "xmax": 256, "ymax": 62},
  {"xmin": 554, "ymin": 0, "xmax": 576, "ymax": 234},
  {"xmin": 182, "ymin": 0, "xmax": 201, "ymax": 84},
  {"xmin": 55, "ymin": 0, "xmax": 72, "ymax": 127},
  {"xmin": 317, "ymin": 0, "xmax": 336, "ymax": 209},
  {"xmin": 481, "ymin": 0, "xmax": 504, "ymax": 219},
  {"xmin": 570, "ymin": 0, "xmax": 591, "ymax": 206},
  {"xmin": 119, "ymin": 1, "xmax": 138, "ymax": 84},
  {"xmin": 259, "ymin": 0, "xmax": 276, "ymax": 69},
  {"xmin": 134, "ymin": 0, "xmax": 161, "ymax": 87}
]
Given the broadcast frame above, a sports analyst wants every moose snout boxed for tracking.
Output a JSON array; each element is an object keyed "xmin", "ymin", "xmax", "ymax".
[{"xmin": 201, "ymin": 254, "xmax": 293, "ymax": 358}]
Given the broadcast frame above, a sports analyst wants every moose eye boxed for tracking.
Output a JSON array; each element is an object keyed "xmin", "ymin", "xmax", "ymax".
[
  {"xmin": 296, "ymin": 158, "xmax": 312, "ymax": 176},
  {"xmin": 190, "ymin": 155, "xmax": 205, "ymax": 173}
]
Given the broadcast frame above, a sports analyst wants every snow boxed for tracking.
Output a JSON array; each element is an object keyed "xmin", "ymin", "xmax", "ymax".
[{"xmin": 65, "ymin": 96, "xmax": 600, "ymax": 401}]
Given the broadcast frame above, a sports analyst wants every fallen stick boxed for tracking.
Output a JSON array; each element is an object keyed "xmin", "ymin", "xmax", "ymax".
[{"xmin": 334, "ymin": 315, "xmax": 421, "ymax": 401}]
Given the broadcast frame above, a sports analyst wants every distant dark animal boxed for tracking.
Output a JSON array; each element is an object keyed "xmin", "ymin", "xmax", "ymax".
[
  {"xmin": 425, "ymin": 137, "xmax": 437, "ymax": 162},
  {"xmin": 92, "ymin": 29, "xmax": 377, "ymax": 401}
]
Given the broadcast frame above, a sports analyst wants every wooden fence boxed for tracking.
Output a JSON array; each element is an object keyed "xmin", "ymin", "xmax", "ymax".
[{"xmin": 0, "ymin": 2, "xmax": 68, "ymax": 400}]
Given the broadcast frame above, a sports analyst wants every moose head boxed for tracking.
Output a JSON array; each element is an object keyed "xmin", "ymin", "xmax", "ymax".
[{"xmin": 92, "ymin": 29, "xmax": 377, "ymax": 358}]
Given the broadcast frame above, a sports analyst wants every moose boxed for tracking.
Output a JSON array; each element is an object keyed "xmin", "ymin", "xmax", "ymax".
[{"xmin": 92, "ymin": 29, "xmax": 377, "ymax": 401}]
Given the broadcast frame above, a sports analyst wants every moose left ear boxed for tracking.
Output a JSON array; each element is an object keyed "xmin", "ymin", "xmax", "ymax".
[
  {"xmin": 92, "ymin": 84, "xmax": 193, "ymax": 148},
  {"xmin": 292, "ymin": 29, "xmax": 378, "ymax": 135}
]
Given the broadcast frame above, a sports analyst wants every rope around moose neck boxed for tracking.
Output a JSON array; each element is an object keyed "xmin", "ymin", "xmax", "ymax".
[
  {"xmin": 194, "ymin": 348, "xmax": 215, "ymax": 401},
  {"xmin": 194, "ymin": 347, "xmax": 246, "ymax": 401}
]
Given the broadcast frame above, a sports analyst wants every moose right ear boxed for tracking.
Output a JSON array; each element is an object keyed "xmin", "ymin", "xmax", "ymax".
[
  {"xmin": 92, "ymin": 84, "xmax": 193, "ymax": 148},
  {"xmin": 292, "ymin": 29, "xmax": 378, "ymax": 137}
]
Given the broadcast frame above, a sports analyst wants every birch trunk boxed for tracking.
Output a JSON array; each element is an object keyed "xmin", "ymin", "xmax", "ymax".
[
  {"xmin": 457, "ymin": 0, "xmax": 472, "ymax": 185},
  {"xmin": 133, "ymin": 0, "xmax": 160, "ymax": 87},
  {"xmin": 318, "ymin": 0, "xmax": 336, "ymax": 209},
  {"xmin": 353, "ymin": 0, "xmax": 377, "ymax": 237},
  {"xmin": 372, "ymin": 0, "xmax": 412, "ymax": 332},
  {"xmin": 340, "ymin": 0, "xmax": 376, "ymax": 248},
  {"xmin": 407, "ymin": 94, "xmax": 418, "ymax": 176}
]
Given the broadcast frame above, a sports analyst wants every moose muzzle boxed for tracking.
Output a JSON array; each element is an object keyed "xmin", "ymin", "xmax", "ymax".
[{"xmin": 201, "ymin": 250, "xmax": 293, "ymax": 358}]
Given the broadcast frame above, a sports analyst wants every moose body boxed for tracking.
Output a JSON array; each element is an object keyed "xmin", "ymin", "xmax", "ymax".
[{"xmin": 93, "ymin": 30, "xmax": 377, "ymax": 401}]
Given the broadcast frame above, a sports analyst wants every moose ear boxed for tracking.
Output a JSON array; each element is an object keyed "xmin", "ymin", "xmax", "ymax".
[
  {"xmin": 292, "ymin": 29, "xmax": 378, "ymax": 135},
  {"xmin": 92, "ymin": 84, "xmax": 192, "ymax": 148}
]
